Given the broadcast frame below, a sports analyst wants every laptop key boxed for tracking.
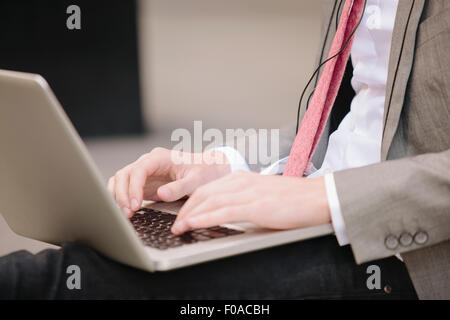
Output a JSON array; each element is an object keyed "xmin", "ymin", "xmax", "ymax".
[{"xmin": 130, "ymin": 208, "xmax": 244, "ymax": 250}]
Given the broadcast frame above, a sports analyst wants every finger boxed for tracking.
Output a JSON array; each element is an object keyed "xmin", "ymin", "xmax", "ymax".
[
  {"xmin": 172, "ymin": 190, "xmax": 251, "ymax": 234},
  {"xmin": 157, "ymin": 174, "xmax": 198, "ymax": 202},
  {"xmin": 114, "ymin": 168, "xmax": 132, "ymax": 217},
  {"xmin": 171, "ymin": 183, "xmax": 217, "ymax": 233},
  {"xmin": 172, "ymin": 206, "xmax": 246, "ymax": 234},
  {"xmin": 107, "ymin": 177, "xmax": 115, "ymax": 198},
  {"xmin": 174, "ymin": 187, "xmax": 208, "ymax": 223},
  {"xmin": 128, "ymin": 167, "xmax": 147, "ymax": 212},
  {"xmin": 129, "ymin": 155, "xmax": 166, "ymax": 206},
  {"xmin": 177, "ymin": 175, "xmax": 238, "ymax": 218},
  {"xmin": 178, "ymin": 192, "xmax": 246, "ymax": 222}
]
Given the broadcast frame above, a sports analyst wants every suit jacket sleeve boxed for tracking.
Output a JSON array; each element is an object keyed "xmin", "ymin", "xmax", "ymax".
[{"xmin": 333, "ymin": 149, "xmax": 450, "ymax": 263}]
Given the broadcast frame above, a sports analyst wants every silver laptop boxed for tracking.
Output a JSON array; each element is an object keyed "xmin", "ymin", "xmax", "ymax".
[{"xmin": 0, "ymin": 69, "xmax": 333, "ymax": 272}]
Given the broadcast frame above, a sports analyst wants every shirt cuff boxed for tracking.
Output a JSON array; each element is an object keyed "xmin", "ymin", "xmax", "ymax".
[
  {"xmin": 212, "ymin": 146, "xmax": 250, "ymax": 173},
  {"xmin": 324, "ymin": 173, "xmax": 350, "ymax": 246},
  {"xmin": 260, "ymin": 156, "xmax": 289, "ymax": 175}
]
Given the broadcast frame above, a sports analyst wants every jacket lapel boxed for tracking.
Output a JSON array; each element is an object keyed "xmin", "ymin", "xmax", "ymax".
[{"xmin": 381, "ymin": 0, "xmax": 425, "ymax": 160}]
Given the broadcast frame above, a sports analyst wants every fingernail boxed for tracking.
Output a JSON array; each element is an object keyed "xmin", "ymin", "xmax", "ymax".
[
  {"xmin": 171, "ymin": 221, "xmax": 185, "ymax": 234},
  {"xmin": 131, "ymin": 199, "xmax": 139, "ymax": 211},
  {"xmin": 122, "ymin": 207, "xmax": 131, "ymax": 217},
  {"xmin": 159, "ymin": 187, "xmax": 171, "ymax": 200}
]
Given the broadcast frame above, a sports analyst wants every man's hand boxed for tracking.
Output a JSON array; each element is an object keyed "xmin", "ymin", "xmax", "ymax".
[
  {"xmin": 108, "ymin": 148, "xmax": 230, "ymax": 217},
  {"xmin": 171, "ymin": 171, "xmax": 331, "ymax": 234}
]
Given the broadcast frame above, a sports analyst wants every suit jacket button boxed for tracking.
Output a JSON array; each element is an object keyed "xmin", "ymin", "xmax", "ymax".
[
  {"xmin": 414, "ymin": 231, "xmax": 428, "ymax": 245},
  {"xmin": 399, "ymin": 232, "xmax": 413, "ymax": 246},
  {"xmin": 385, "ymin": 235, "xmax": 399, "ymax": 250}
]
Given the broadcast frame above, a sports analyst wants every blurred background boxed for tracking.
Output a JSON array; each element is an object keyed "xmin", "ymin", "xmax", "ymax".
[{"xmin": 0, "ymin": 0, "xmax": 322, "ymax": 256}]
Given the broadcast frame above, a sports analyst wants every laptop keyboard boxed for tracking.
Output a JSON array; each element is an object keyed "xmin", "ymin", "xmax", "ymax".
[{"xmin": 130, "ymin": 208, "xmax": 244, "ymax": 250}]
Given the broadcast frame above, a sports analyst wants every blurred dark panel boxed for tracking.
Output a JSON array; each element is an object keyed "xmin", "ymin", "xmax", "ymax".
[{"xmin": 0, "ymin": 0, "xmax": 144, "ymax": 137}]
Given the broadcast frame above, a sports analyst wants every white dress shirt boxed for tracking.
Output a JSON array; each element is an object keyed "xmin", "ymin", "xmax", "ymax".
[{"xmin": 216, "ymin": 0, "xmax": 399, "ymax": 246}]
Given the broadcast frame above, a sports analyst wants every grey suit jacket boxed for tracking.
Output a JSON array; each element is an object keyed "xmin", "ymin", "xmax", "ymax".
[{"xmin": 241, "ymin": 0, "xmax": 450, "ymax": 299}]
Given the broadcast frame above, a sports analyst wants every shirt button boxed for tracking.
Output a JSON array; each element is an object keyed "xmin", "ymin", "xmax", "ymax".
[
  {"xmin": 385, "ymin": 235, "xmax": 399, "ymax": 250},
  {"xmin": 323, "ymin": 168, "xmax": 332, "ymax": 175},
  {"xmin": 399, "ymin": 232, "xmax": 413, "ymax": 247},
  {"xmin": 414, "ymin": 231, "xmax": 429, "ymax": 245}
]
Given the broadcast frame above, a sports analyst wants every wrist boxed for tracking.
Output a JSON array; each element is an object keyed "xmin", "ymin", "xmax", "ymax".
[{"xmin": 310, "ymin": 176, "xmax": 332, "ymax": 224}]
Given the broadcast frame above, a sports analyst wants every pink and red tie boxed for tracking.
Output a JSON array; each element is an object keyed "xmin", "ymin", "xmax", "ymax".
[{"xmin": 283, "ymin": 0, "xmax": 365, "ymax": 177}]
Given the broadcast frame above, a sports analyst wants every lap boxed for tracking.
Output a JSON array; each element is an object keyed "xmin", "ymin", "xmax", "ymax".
[{"xmin": 0, "ymin": 235, "xmax": 417, "ymax": 299}]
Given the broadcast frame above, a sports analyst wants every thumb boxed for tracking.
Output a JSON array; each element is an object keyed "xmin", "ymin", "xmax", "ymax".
[{"xmin": 157, "ymin": 175, "xmax": 197, "ymax": 202}]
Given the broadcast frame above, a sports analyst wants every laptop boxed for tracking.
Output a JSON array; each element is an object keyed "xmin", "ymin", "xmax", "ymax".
[{"xmin": 0, "ymin": 69, "xmax": 333, "ymax": 271}]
